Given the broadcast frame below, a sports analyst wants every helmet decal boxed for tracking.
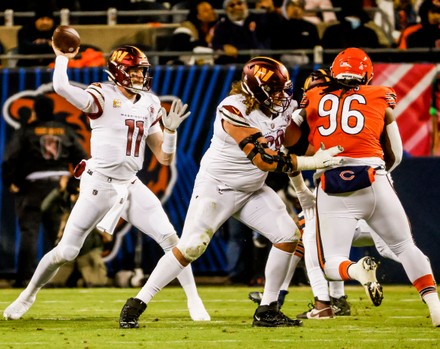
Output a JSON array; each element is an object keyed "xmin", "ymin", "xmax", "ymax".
[
  {"xmin": 106, "ymin": 45, "xmax": 152, "ymax": 93},
  {"xmin": 331, "ymin": 47, "xmax": 374, "ymax": 86},
  {"xmin": 241, "ymin": 56, "xmax": 292, "ymax": 114}
]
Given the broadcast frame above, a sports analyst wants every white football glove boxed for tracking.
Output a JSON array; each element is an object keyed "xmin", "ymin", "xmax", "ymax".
[
  {"xmin": 161, "ymin": 99, "xmax": 191, "ymax": 132},
  {"xmin": 289, "ymin": 173, "xmax": 315, "ymax": 221},
  {"xmin": 296, "ymin": 143, "xmax": 344, "ymax": 171}
]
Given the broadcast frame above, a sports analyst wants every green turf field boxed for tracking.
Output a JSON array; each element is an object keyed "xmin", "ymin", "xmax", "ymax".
[{"xmin": 0, "ymin": 285, "xmax": 439, "ymax": 349}]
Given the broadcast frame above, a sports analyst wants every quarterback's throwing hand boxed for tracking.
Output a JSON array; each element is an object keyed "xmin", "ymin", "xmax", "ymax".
[
  {"xmin": 161, "ymin": 99, "xmax": 191, "ymax": 132},
  {"xmin": 52, "ymin": 43, "xmax": 79, "ymax": 60},
  {"xmin": 296, "ymin": 144, "xmax": 344, "ymax": 171}
]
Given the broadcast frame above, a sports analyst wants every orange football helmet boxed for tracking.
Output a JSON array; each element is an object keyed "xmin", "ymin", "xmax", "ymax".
[{"xmin": 330, "ymin": 48, "xmax": 373, "ymax": 86}]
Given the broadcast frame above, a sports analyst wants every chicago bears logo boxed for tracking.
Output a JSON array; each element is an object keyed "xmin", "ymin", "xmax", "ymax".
[
  {"xmin": 2, "ymin": 84, "xmax": 178, "ymax": 262},
  {"xmin": 339, "ymin": 170, "xmax": 355, "ymax": 181}
]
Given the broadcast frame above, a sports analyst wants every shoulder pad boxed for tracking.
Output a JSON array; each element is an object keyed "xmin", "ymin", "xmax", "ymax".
[{"xmin": 220, "ymin": 105, "xmax": 250, "ymax": 127}]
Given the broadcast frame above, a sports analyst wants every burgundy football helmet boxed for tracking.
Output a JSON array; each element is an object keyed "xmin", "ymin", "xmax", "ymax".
[
  {"xmin": 106, "ymin": 45, "xmax": 152, "ymax": 92},
  {"xmin": 241, "ymin": 56, "xmax": 293, "ymax": 113},
  {"xmin": 330, "ymin": 47, "xmax": 373, "ymax": 86}
]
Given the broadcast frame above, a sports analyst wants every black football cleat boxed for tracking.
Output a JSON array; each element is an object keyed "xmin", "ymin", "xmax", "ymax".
[
  {"xmin": 253, "ymin": 301, "xmax": 303, "ymax": 327},
  {"xmin": 248, "ymin": 290, "xmax": 289, "ymax": 309},
  {"xmin": 331, "ymin": 295, "xmax": 351, "ymax": 316},
  {"xmin": 248, "ymin": 291, "xmax": 263, "ymax": 305},
  {"xmin": 119, "ymin": 297, "xmax": 147, "ymax": 329}
]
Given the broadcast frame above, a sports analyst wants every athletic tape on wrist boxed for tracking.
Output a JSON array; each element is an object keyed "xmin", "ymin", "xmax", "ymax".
[
  {"xmin": 162, "ymin": 131, "xmax": 177, "ymax": 154},
  {"xmin": 290, "ymin": 173, "xmax": 308, "ymax": 192}
]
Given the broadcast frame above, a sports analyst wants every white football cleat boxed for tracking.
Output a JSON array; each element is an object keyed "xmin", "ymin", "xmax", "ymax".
[
  {"xmin": 3, "ymin": 295, "xmax": 36, "ymax": 320},
  {"xmin": 351, "ymin": 256, "xmax": 383, "ymax": 306},
  {"xmin": 187, "ymin": 297, "xmax": 210, "ymax": 321}
]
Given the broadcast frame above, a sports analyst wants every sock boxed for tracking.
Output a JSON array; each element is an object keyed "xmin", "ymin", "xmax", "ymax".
[
  {"xmin": 136, "ymin": 251, "xmax": 184, "ymax": 304},
  {"xmin": 329, "ymin": 280, "xmax": 345, "ymax": 299},
  {"xmin": 307, "ymin": 266, "xmax": 331, "ymax": 302},
  {"xmin": 21, "ymin": 248, "xmax": 65, "ymax": 300},
  {"xmin": 423, "ymin": 292, "xmax": 440, "ymax": 314},
  {"xmin": 176, "ymin": 263, "xmax": 200, "ymax": 303},
  {"xmin": 260, "ymin": 246, "xmax": 292, "ymax": 306},
  {"xmin": 280, "ymin": 254, "xmax": 301, "ymax": 290}
]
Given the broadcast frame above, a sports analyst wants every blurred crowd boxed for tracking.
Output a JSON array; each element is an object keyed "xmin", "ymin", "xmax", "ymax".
[
  {"xmin": 1, "ymin": 0, "xmax": 440, "ymax": 290},
  {"xmin": 1, "ymin": 0, "xmax": 440, "ymax": 67}
]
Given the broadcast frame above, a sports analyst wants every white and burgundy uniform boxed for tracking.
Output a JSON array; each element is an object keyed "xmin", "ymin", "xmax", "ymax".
[
  {"xmin": 52, "ymin": 56, "xmax": 178, "ymax": 261},
  {"xmin": 177, "ymin": 94, "xmax": 299, "ymax": 260}
]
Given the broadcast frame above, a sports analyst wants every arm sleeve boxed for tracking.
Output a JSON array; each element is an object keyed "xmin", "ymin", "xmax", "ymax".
[
  {"xmin": 383, "ymin": 121, "xmax": 403, "ymax": 172},
  {"xmin": 52, "ymin": 56, "xmax": 98, "ymax": 112}
]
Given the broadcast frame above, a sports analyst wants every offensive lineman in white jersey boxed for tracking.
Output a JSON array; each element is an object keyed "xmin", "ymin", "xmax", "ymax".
[
  {"xmin": 119, "ymin": 56, "xmax": 344, "ymax": 328},
  {"xmin": 4, "ymin": 45, "xmax": 210, "ymax": 323}
]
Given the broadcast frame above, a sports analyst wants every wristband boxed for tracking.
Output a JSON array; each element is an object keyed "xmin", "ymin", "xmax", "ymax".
[{"xmin": 161, "ymin": 131, "xmax": 177, "ymax": 154}]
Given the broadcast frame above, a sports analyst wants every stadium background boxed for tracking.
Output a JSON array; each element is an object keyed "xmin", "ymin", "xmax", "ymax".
[{"xmin": 0, "ymin": 63, "xmax": 439, "ymax": 283}]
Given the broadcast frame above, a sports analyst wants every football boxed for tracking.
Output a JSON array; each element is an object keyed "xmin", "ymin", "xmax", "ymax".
[{"xmin": 52, "ymin": 25, "xmax": 81, "ymax": 54}]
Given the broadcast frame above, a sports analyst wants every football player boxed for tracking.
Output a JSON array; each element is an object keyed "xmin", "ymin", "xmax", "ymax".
[
  {"xmin": 4, "ymin": 45, "xmax": 210, "ymax": 322},
  {"xmin": 292, "ymin": 48, "xmax": 440, "ymax": 327},
  {"xmin": 118, "ymin": 56, "xmax": 344, "ymax": 328},
  {"xmin": 248, "ymin": 211, "xmax": 401, "ymax": 319}
]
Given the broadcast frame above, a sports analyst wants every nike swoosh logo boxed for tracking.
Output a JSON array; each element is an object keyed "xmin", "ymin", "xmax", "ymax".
[{"xmin": 255, "ymin": 316, "xmax": 261, "ymax": 321}]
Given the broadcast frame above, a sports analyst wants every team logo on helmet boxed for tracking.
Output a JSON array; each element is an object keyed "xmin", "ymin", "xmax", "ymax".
[{"xmin": 241, "ymin": 56, "xmax": 293, "ymax": 113}]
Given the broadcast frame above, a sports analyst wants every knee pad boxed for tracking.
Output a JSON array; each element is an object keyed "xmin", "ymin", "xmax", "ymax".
[
  {"xmin": 159, "ymin": 234, "xmax": 180, "ymax": 252},
  {"xmin": 177, "ymin": 230, "xmax": 212, "ymax": 263}
]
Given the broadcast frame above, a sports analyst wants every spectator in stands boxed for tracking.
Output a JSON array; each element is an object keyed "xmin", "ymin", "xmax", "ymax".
[
  {"xmin": 406, "ymin": 0, "xmax": 440, "ymax": 48},
  {"xmin": 272, "ymin": 0, "xmax": 321, "ymax": 65},
  {"xmin": 298, "ymin": 0, "xmax": 337, "ymax": 24},
  {"xmin": 396, "ymin": 0, "xmax": 438, "ymax": 50},
  {"xmin": 166, "ymin": 0, "xmax": 218, "ymax": 65},
  {"xmin": 211, "ymin": 0, "xmax": 281, "ymax": 64},
  {"xmin": 394, "ymin": 0, "xmax": 418, "ymax": 32},
  {"xmin": 320, "ymin": 0, "xmax": 381, "ymax": 62},
  {"xmin": 2, "ymin": 94, "xmax": 87, "ymax": 288},
  {"xmin": 16, "ymin": 7, "xmax": 57, "ymax": 67}
]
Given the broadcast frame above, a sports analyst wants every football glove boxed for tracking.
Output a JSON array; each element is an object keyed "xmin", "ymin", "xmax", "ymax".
[
  {"xmin": 296, "ymin": 143, "xmax": 344, "ymax": 171},
  {"xmin": 161, "ymin": 99, "xmax": 191, "ymax": 132}
]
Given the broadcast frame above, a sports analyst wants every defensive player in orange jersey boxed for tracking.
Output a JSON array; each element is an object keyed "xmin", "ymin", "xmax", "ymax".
[{"xmin": 292, "ymin": 48, "xmax": 440, "ymax": 327}]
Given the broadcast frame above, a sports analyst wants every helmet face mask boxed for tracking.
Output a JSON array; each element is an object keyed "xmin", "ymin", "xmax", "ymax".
[
  {"xmin": 106, "ymin": 45, "xmax": 152, "ymax": 93},
  {"xmin": 241, "ymin": 56, "xmax": 293, "ymax": 114},
  {"xmin": 330, "ymin": 48, "xmax": 373, "ymax": 86}
]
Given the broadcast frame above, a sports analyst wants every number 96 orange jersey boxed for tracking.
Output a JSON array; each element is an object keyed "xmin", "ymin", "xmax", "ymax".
[{"xmin": 300, "ymin": 85, "xmax": 397, "ymax": 159}]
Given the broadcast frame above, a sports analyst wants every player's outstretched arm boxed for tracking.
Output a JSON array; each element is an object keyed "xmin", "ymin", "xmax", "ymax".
[
  {"xmin": 295, "ymin": 144, "xmax": 344, "ymax": 171},
  {"xmin": 148, "ymin": 99, "xmax": 191, "ymax": 166},
  {"xmin": 52, "ymin": 44, "xmax": 95, "ymax": 112}
]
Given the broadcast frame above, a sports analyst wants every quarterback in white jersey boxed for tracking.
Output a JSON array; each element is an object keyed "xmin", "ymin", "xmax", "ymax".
[
  {"xmin": 119, "ymin": 56, "xmax": 344, "ymax": 328},
  {"xmin": 4, "ymin": 45, "xmax": 210, "ymax": 324}
]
